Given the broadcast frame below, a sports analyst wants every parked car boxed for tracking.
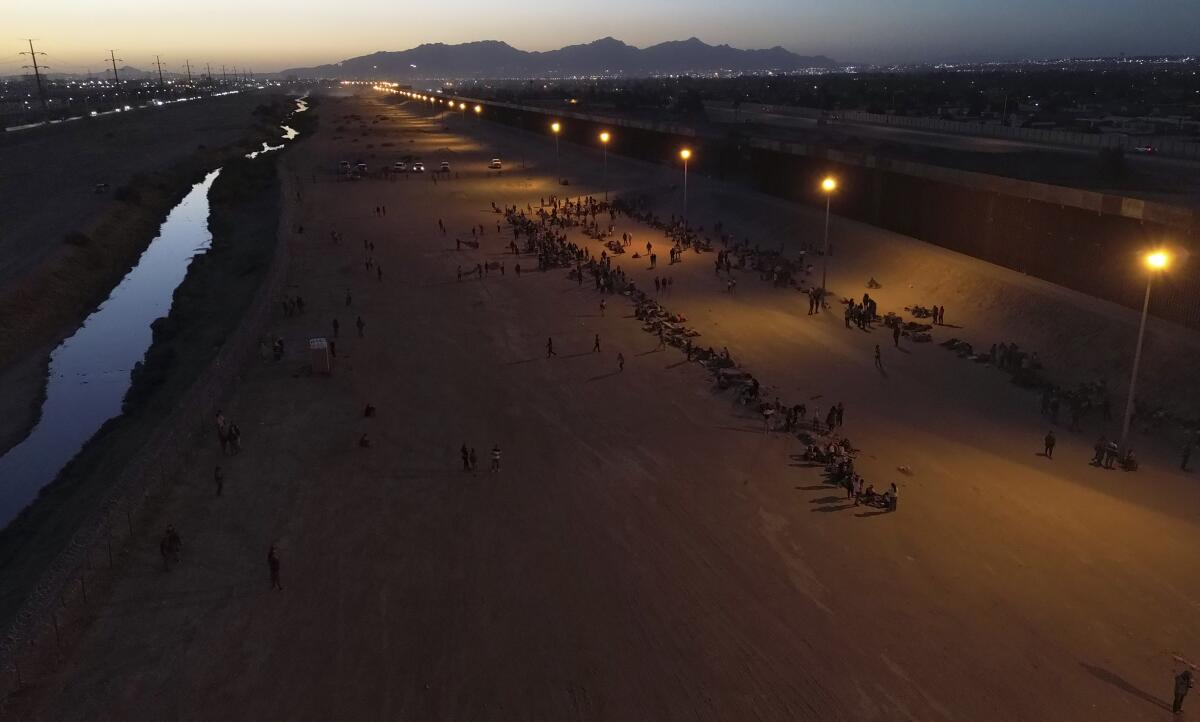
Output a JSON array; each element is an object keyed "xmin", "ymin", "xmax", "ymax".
[
  {"xmin": 489, "ymin": 158, "xmax": 502, "ymax": 169},
  {"xmin": 412, "ymin": 161, "xmax": 425, "ymax": 172}
]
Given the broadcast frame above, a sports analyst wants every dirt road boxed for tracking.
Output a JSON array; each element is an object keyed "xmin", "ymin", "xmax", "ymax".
[{"xmin": 16, "ymin": 93, "xmax": 1200, "ymax": 721}]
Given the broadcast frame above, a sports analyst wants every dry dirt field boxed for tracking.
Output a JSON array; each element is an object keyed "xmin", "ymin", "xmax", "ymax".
[{"xmin": 13, "ymin": 93, "xmax": 1200, "ymax": 721}]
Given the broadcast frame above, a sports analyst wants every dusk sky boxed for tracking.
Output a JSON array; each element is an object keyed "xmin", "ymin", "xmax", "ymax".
[{"xmin": 7, "ymin": 0, "xmax": 1200, "ymax": 72}]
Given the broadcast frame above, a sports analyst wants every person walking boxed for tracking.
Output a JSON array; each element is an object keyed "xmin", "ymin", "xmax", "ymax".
[
  {"xmin": 617, "ymin": 352, "xmax": 625, "ymax": 372},
  {"xmin": 874, "ymin": 344, "xmax": 883, "ymax": 370},
  {"xmin": 1043, "ymin": 431, "xmax": 1056, "ymax": 459},
  {"xmin": 469, "ymin": 448, "xmax": 478, "ymax": 472},
  {"xmin": 893, "ymin": 323, "xmax": 901, "ymax": 348},
  {"xmin": 268, "ymin": 544, "xmax": 283, "ymax": 591},
  {"xmin": 1174, "ymin": 669, "xmax": 1194, "ymax": 714},
  {"xmin": 593, "ymin": 334, "xmax": 601, "ymax": 353},
  {"xmin": 546, "ymin": 337, "xmax": 556, "ymax": 358},
  {"xmin": 490, "ymin": 445, "xmax": 502, "ymax": 472},
  {"xmin": 332, "ymin": 318, "xmax": 340, "ymax": 338},
  {"xmin": 599, "ymin": 298, "xmax": 606, "ymax": 317},
  {"xmin": 356, "ymin": 316, "xmax": 365, "ymax": 337},
  {"xmin": 461, "ymin": 443, "xmax": 470, "ymax": 471},
  {"xmin": 214, "ymin": 466, "xmax": 224, "ymax": 496}
]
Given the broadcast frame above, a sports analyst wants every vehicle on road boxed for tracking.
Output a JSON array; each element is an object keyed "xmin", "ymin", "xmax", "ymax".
[
  {"xmin": 440, "ymin": 161, "xmax": 451, "ymax": 172},
  {"xmin": 339, "ymin": 160, "xmax": 351, "ymax": 173},
  {"xmin": 489, "ymin": 158, "xmax": 502, "ymax": 169},
  {"xmin": 393, "ymin": 161, "xmax": 407, "ymax": 172},
  {"xmin": 354, "ymin": 162, "xmax": 368, "ymax": 176},
  {"xmin": 412, "ymin": 161, "xmax": 425, "ymax": 172},
  {"xmin": 1131, "ymin": 144, "xmax": 1156, "ymax": 154}
]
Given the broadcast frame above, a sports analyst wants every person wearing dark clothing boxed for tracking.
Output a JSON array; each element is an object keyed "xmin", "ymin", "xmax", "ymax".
[
  {"xmin": 1183, "ymin": 443, "xmax": 1193, "ymax": 472},
  {"xmin": 268, "ymin": 545, "xmax": 282, "ymax": 591},
  {"xmin": 874, "ymin": 345, "xmax": 883, "ymax": 370},
  {"xmin": 461, "ymin": 443, "xmax": 470, "ymax": 471},
  {"xmin": 356, "ymin": 316, "xmax": 365, "ymax": 337},
  {"xmin": 1043, "ymin": 431, "xmax": 1056, "ymax": 459},
  {"xmin": 332, "ymin": 319, "xmax": 340, "ymax": 338},
  {"xmin": 546, "ymin": 337, "xmax": 556, "ymax": 358},
  {"xmin": 617, "ymin": 353, "xmax": 625, "ymax": 372},
  {"xmin": 893, "ymin": 324, "xmax": 901, "ymax": 347},
  {"xmin": 160, "ymin": 525, "xmax": 182, "ymax": 571},
  {"xmin": 1175, "ymin": 669, "xmax": 1193, "ymax": 714},
  {"xmin": 215, "ymin": 466, "xmax": 224, "ymax": 496},
  {"xmin": 469, "ymin": 448, "xmax": 478, "ymax": 472},
  {"xmin": 593, "ymin": 334, "xmax": 601, "ymax": 353}
]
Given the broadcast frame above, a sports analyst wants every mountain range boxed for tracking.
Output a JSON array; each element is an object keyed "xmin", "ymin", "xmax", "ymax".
[{"xmin": 281, "ymin": 37, "xmax": 837, "ymax": 78}]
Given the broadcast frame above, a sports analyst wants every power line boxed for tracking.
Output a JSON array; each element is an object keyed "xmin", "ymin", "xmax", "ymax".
[
  {"xmin": 19, "ymin": 39, "xmax": 49, "ymax": 115},
  {"xmin": 106, "ymin": 50, "xmax": 122, "ymax": 83}
]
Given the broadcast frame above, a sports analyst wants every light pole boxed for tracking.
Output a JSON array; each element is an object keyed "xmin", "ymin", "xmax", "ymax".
[
  {"xmin": 459, "ymin": 102, "xmax": 466, "ymax": 125},
  {"xmin": 820, "ymin": 176, "xmax": 838, "ymax": 291},
  {"xmin": 1120, "ymin": 250, "xmax": 1170, "ymax": 449},
  {"xmin": 599, "ymin": 131, "xmax": 611, "ymax": 201},
  {"xmin": 680, "ymin": 148, "xmax": 692, "ymax": 223},
  {"xmin": 474, "ymin": 104, "xmax": 481, "ymax": 124},
  {"xmin": 551, "ymin": 121, "xmax": 561, "ymax": 182}
]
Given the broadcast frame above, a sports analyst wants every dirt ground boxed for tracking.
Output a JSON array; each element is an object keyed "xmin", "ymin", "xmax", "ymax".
[
  {"xmin": 0, "ymin": 92, "xmax": 268, "ymax": 286},
  {"xmin": 14, "ymin": 93, "xmax": 1200, "ymax": 721}
]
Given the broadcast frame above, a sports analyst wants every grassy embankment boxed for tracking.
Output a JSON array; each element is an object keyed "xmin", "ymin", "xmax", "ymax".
[{"xmin": 0, "ymin": 97, "xmax": 317, "ymax": 627}]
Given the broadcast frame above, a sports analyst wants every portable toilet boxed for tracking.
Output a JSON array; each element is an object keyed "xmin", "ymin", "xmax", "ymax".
[{"xmin": 309, "ymin": 337, "xmax": 331, "ymax": 374}]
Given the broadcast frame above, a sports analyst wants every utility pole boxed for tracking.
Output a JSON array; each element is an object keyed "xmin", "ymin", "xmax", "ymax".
[
  {"xmin": 19, "ymin": 39, "xmax": 49, "ymax": 115},
  {"xmin": 205, "ymin": 63, "xmax": 212, "ymax": 85},
  {"xmin": 184, "ymin": 59, "xmax": 192, "ymax": 84},
  {"xmin": 107, "ymin": 50, "xmax": 122, "ymax": 83},
  {"xmin": 220, "ymin": 64, "xmax": 227, "ymax": 85},
  {"xmin": 154, "ymin": 55, "xmax": 165, "ymax": 89}
]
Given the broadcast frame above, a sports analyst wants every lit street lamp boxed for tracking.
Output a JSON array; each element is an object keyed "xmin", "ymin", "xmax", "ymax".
[
  {"xmin": 599, "ymin": 131, "xmax": 611, "ymax": 200},
  {"xmin": 474, "ymin": 104, "xmax": 481, "ymax": 123},
  {"xmin": 1120, "ymin": 250, "xmax": 1171, "ymax": 449},
  {"xmin": 680, "ymin": 148, "xmax": 692, "ymax": 222},
  {"xmin": 551, "ymin": 121, "xmax": 562, "ymax": 181},
  {"xmin": 820, "ymin": 176, "xmax": 837, "ymax": 291}
]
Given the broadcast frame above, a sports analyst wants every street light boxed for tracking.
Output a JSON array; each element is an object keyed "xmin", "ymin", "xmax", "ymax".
[
  {"xmin": 1120, "ymin": 250, "xmax": 1171, "ymax": 450},
  {"xmin": 680, "ymin": 148, "xmax": 692, "ymax": 222},
  {"xmin": 551, "ymin": 121, "xmax": 562, "ymax": 181},
  {"xmin": 820, "ymin": 176, "xmax": 838, "ymax": 291},
  {"xmin": 599, "ymin": 131, "xmax": 611, "ymax": 200}
]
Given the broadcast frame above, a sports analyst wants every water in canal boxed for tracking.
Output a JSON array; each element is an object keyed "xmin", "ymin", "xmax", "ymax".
[{"xmin": 0, "ymin": 97, "xmax": 307, "ymax": 528}]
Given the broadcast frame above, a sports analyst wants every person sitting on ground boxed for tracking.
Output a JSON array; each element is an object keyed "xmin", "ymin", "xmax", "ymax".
[
  {"xmin": 1121, "ymin": 449, "xmax": 1138, "ymax": 471},
  {"xmin": 885, "ymin": 483, "xmax": 899, "ymax": 512},
  {"xmin": 363, "ymin": 403, "xmax": 376, "ymax": 418},
  {"xmin": 358, "ymin": 433, "xmax": 371, "ymax": 448}
]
